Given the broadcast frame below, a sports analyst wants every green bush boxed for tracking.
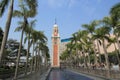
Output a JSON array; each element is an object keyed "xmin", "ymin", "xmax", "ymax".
[{"xmin": 0, "ymin": 68, "xmax": 15, "ymax": 74}]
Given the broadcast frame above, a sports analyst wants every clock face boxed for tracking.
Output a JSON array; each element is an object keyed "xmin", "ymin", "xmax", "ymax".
[{"xmin": 54, "ymin": 29, "xmax": 57, "ymax": 36}]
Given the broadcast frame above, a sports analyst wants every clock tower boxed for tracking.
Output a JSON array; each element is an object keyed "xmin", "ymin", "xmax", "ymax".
[{"xmin": 51, "ymin": 22, "xmax": 60, "ymax": 67}]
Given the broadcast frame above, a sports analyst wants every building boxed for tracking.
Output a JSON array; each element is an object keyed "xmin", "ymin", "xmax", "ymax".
[
  {"xmin": 51, "ymin": 23, "xmax": 60, "ymax": 67},
  {"xmin": 59, "ymin": 38, "xmax": 72, "ymax": 55},
  {"xmin": 59, "ymin": 35, "xmax": 119, "ymax": 56}
]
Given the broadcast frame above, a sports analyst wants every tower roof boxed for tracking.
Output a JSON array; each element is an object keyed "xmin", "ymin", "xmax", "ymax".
[
  {"xmin": 53, "ymin": 18, "xmax": 58, "ymax": 27},
  {"xmin": 53, "ymin": 24, "xmax": 58, "ymax": 28}
]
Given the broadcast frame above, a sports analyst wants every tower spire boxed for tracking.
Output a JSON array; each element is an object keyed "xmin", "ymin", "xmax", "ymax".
[{"xmin": 55, "ymin": 18, "xmax": 57, "ymax": 24}]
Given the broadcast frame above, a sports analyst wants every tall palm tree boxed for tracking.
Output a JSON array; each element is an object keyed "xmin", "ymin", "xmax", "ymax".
[
  {"xmin": 76, "ymin": 30, "xmax": 90, "ymax": 67},
  {"xmin": 102, "ymin": 16, "xmax": 120, "ymax": 70},
  {"xmin": 92, "ymin": 32, "xmax": 102, "ymax": 63},
  {"xmin": 35, "ymin": 42, "xmax": 43, "ymax": 71},
  {"xmin": 110, "ymin": 2, "xmax": 120, "ymax": 23},
  {"xmin": 71, "ymin": 33, "xmax": 78, "ymax": 67},
  {"xmin": 0, "ymin": 0, "xmax": 14, "ymax": 63},
  {"xmin": 35, "ymin": 31, "xmax": 47, "ymax": 70},
  {"xmin": 94, "ymin": 26, "xmax": 111, "ymax": 78},
  {"xmin": 42, "ymin": 44, "xmax": 49, "ymax": 68},
  {"xmin": 13, "ymin": 1, "xmax": 37, "ymax": 79},
  {"xmin": 24, "ymin": 20, "xmax": 36, "ymax": 75},
  {"xmin": 108, "ymin": 37, "xmax": 120, "ymax": 70},
  {"xmin": 110, "ymin": 3, "xmax": 120, "ymax": 69},
  {"xmin": 30, "ymin": 30, "xmax": 47, "ymax": 72},
  {"xmin": 82, "ymin": 20, "xmax": 99, "ymax": 64},
  {"xmin": 14, "ymin": 20, "xmax": 28, "ymax": 79},
  {"xmin": 0, "ymin": 0, "xmax": 38, "ymax": 65},
  {"xmin": 30, "ymin": 30, "xmax": 37, "ymax": 73}
]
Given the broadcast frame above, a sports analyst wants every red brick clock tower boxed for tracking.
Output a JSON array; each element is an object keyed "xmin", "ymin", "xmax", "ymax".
[{"xmin": 51, "ymin": 22, "xmax": 60, "ymax": 67}]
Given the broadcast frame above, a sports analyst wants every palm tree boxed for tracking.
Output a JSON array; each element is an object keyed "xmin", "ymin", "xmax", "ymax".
[
  {"xmin": 71, "ymin": 33, "xmax": 79, "ymax": 67},
  {"xmin": 110, "ymin": 2, "xmax": 120, "ymax": 23},
  {"xmin": 35, "ymin": 42, "xmax": 43, "ymax": 71},
  {"xmin": 92, "ymin": 32, "xmax": 103, "ymax": 63},
  {"xmin": 65, "ymin": 41, "xmax": 74, "ymax": 67},
  {"xmin": 110, "ymin": 3, "xmax": 120, "ymax": 69},
  {"xmin": 108, "ymin": 37, "xmax": 120, "ymax": 70},
  {"xmin": 42, "ymin": 44, "xmax": 49, "ymax": 68},
  {"xmin": 14, "ymin": 20, "xmax": 28, "ymax": 79},
  {"xmin": 81, "ymin": 31, "xmax": 93, "ymax": 67},
  {"xmin": 0, "ymin": 27, "xmax": 3, "ymax": 47},
  {"xmin": 82, "ymin": 20, "xmax": 99, "ymax": 65},
  {"xmin": 0, "ymin": 0, "xmax": 38, "ymax": 63},
  {"xmin": 0, "ymin": 0, "xmax": 14, "ymax": 63},
  {"xmin": 30, "ymin": 30, "xmax": 47, "ymax": 72},
  {"xmin": 29, "ymin": 30, "xmax": 37, "ymax": 73},
  {"xmin": 35, "ymin": 31, "xmax": 47, "ymax": 70},
  {"xmin": 35, "ymin": 43, "xmax": 49, "ymax": 71},
  {"xmin": 102, "ymin": 15, "xmax": 120, "ymax": 70},
  {"xmin": 13, "ymin": 1, "xmax": 37, "ymax": 79},
  {"xmin": 94, "ymin": 26, "xmax": 111, "ymax": 78},
  {"xmin": 24, "ymin": 20, "xmax": 36, "ymax": 75}
]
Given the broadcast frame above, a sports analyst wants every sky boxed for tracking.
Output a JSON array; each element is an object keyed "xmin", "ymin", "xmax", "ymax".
[{"xmin": 0, "ymin": 0, "xmax": 120, "ymax": 53}]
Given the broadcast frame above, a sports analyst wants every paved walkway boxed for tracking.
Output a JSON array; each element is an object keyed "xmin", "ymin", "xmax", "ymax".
[
  {"xmin": 6, "ymin": 68, "xmax": 106, "ymax": 80},
  {"xmin": 48, "ymin": 69, "xmax": 104, "ymax": 80}
]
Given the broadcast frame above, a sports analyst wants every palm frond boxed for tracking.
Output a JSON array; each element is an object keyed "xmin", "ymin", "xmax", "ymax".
[
  {"xmin": 30, "ymin": 19, "xmax": 37, "ymax": 26},
  {"xmin": 13, "ymin": 10, "xmax": 23, "ymax": 17},
  {"xmin": 14, "ymin": 26, "xmax": 22, "ymax": 32},
  {"xmin": 0, "ymin": 0, "xmax": 9, "ymax": 17},
  {"xmin": 25, "ymin": 0, "xmax": 38, "ymax": 17},
  {"xmin": 24, "ymin": 36, "xmax": 28, "ymax": 44}
]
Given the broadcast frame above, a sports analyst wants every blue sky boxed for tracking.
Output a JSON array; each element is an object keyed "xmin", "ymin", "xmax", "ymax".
[{"xmin": 0, "ymin": 0, "xmax": 120, "ymax": 51}]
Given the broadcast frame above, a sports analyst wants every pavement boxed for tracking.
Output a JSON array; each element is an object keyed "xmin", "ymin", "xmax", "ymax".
[
  {"xmin": 47, "ymin": 68, "xmax": 105, "ymax": 80},
  {"xmin": 68, "ymin": 68, "xmax": 120, "ymax": 80},
  {"xmin": 17, "ymin": 68, "xmax": 51, "ymax": 80},
  {"xmin": 3, "ymin": 68, "xmax": 118, "ymax": 80},
  {"xmin": 2, "ymin": 68, "xmax": 51, "ymax": 80}
]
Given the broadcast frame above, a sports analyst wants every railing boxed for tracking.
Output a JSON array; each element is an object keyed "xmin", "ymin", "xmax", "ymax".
[{"xmin": 67, "ymin": 66, "xmax": 120, "ymax": 80}]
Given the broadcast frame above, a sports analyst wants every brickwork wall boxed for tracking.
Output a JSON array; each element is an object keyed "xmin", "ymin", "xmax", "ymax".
[{"xmin": 53, "ymin": 44, "xmax": 58, "ymax": 66}]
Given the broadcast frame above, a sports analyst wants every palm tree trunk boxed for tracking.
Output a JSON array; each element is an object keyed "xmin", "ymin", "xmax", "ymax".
[
  {"xmin": 0, "ymin": 0, "xmax": 14, "ymax": 63},
  {"xmin": 102, "ymin": 39, "xmax": 110, "ymax": 78},
  {"xmin": 87, "ymin": 52, "xmax": 91, "ymax": 68},
  {"xmin": 92, "ymin": 41, "xmax": 97, "ymax": 64},
  {"xmin": 97, "ymin": 39, "xmax": 101, "ymax": 63},
  {"xmin": 115, "ymin": 34, "xmax": 120, "ymax": 69},
  {"xmin": 37, "ymin": 50, "xmax": 40, "ymax": 71},
  {"xmin": 14, "ymin": 26, "xmax": 24, "ymax": 80},
  {"xmin": 30, "ymin": 41, "xmax": 35, "ymax": 73},
  {"xmin": 34, "ymin": 50, "xmax": 37, "ymax": 71},
  {"xmin": 82, "ymin": 47, "xmax": 86, "ymax": 68},
  {"xmin": 36, "ymin": 44, "xmax": 41, "ymax": 71},
  {"xmin": 45, "ymin": 53, "xmax": 48, "ymax": 68},
  {"xmin": 114, "ymin": 43, "xmax": 120, "ymax": 70},
  {"xmin": 36, "ymin": 51, "xmax": 38, "ymax": 71},
  {"xmin": 25, "ymin": 33, "xmax": 30, "ymax": 75}
]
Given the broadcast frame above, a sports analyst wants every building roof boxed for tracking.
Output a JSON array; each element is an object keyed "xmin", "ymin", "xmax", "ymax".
[{"xmin": 61, "ymin": 38, "xmax": 72, "ymax": 42}]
